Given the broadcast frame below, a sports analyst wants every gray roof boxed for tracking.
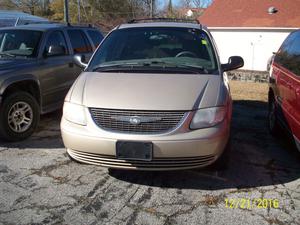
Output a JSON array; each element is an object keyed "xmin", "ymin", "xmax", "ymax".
[
  {"xmin": 0, "ymin": 23, "xmax": 99, "ymax": 32},
  {"xmin": 0, "ymin": 23, "xmax": 65, "ymax": 31}
]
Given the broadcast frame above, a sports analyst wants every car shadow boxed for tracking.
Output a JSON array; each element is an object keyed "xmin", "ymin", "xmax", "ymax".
[
  {"xmin": 0, "ymin": 109, "xmax": 64, "ymax": 149},
  {"xmin": 108, "ymin": 100, "xmax": 300, "ymax": 190}
]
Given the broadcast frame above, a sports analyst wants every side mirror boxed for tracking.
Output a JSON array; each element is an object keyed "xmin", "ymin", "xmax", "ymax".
[
  {"xmin": 221, "ymin": 56, "xmax": 244, "ymax": 72},
  {"xmin": 46, "ymin": 45, "xmax": 65, "ymax": 57},
  {"xmin": 73, "ymin": 54, "xmax": 88, "ymax": 69}
]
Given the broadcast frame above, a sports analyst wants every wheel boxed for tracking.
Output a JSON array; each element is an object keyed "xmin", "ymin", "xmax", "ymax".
[
  {"xmin": 268, "ymin": 96, "xmax": 280, "ymax": 136},
  {"xmin": 0, "ymin": 92, "xmax": 40, "ymax": 141}
]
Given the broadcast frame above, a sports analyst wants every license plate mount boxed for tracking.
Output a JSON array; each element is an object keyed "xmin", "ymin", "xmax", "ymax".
[{"xmin": 116, "ymin": 141, "xmax": 153, "ymax": 161}]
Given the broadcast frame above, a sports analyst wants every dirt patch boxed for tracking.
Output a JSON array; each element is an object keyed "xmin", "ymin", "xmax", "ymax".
[{"xmin": 230, "ymin": 80, "xmax": 268, "ymax": 102}]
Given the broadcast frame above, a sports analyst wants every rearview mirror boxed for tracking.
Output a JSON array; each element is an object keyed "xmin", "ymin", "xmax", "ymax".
[
  {"xmin": 221, "ymin": 56, "xmax": 244, "ymax": 72},
  {"xmin": 73, "ymin": 54, "xmax": 88, "ymax": 69},
  {"xmin": 46, "ymin": 45, "xmax": 65, "ymax": 57}
]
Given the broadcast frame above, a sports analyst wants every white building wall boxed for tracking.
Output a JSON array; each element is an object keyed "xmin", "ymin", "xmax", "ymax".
[{"xmin": 209, "ymin": 28, "xmax": 296, "ymax": 71}]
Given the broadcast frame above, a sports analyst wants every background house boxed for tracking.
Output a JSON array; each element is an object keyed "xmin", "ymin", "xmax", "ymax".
[{"xmin": 199, "ymin": 0, "xmax": 300, "ymax": 71}]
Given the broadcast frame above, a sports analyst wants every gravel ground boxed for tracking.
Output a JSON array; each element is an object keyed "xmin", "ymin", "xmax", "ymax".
[{"xmin": 0, "ymin": 81, "xmax": 300, "ymax": 225}]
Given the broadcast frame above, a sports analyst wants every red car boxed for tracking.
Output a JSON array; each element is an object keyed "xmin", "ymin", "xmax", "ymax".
[{"xmin": 268, "ymin": 29, "xmax": 300, "ymax": 151}]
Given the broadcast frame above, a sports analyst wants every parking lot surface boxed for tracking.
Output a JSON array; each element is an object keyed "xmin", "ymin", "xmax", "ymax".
[{"xmin": 1, "ymin": 81, "xmax": 300, "ymax": 225}]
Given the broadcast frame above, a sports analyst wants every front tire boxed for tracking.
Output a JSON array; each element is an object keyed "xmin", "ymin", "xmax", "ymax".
[{"xmin": 0, "ymin": 92, "xmax": 40, "ymax": 141}]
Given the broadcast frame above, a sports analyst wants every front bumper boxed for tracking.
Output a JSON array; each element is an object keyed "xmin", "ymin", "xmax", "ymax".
[{"xmin": 61, "ymin": 113, "xmax": 230, "ymax": 171}]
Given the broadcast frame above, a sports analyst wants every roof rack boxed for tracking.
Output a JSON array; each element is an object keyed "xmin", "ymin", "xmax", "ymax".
[{"xmin": 128, "ymin": 18, "xmax": 201, "ymax": 25}]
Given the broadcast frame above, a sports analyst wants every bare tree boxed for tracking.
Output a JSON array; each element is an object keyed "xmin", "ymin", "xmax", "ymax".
[
  {"xmin": 0, "ymin": 0, "xmax": 17, "ymax": 10},
  {"xmin": 0, "ymin": 0, "xmax": 50, "ymax": 16},
  {"xmin": 13, "ymin": 0, "xmax": 40, "ymax": 15},
  {"xmin": 139, "ymin": 0, "xmax": 156, "ymax": 17},
  {"xmin": 181, "ymin": 0, "xmax": 192, "ymax": 8},
  {"xmin": 167, "ymin": 0, "xmax": 173, "ymax": 15},
  {"xmin": 193, "ymin": 0, "xmax": 212, "ymax": 8},
  {"xmin": 193, "ymin": 0, "xmax": 203, "ymax": 8}
]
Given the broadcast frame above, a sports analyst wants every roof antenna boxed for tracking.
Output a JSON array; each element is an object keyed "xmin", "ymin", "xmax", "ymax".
[{"xmin": 268, "ymin": 7, "xmax": 278, "ymax": 14}]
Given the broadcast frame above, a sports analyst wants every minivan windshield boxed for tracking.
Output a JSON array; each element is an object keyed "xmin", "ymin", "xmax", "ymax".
[
  {"xmin": 89, "ymin": 27, "xmax": 218, "ymax": 74},
  {"xmin": 0, "ymin": 30, "xmax": 42, "ymax": 58}
]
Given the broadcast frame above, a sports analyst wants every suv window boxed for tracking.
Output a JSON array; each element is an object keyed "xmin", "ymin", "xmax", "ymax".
[
  {"xmin": 275, "ymin": 31, "xmax": 300, "ymax": 76},
  {"xmin": 0, "ymin": 30, "xmax": 42, "ymax": 57},
  {"xmin": 275, "ymin": 32, "xmax": 297, "ymax": 66},
  {"xmin": 67, "ymin": 29, "xmax": 92, "ymax": 53},
  {"xmin": 89, "ymin": 27, "xmax": 218, "ymax": 74},
  {"xmin": 287, "ymin": 32, "xmax": 300, "ymax": 76},
  {"xmin": 87, "ymin": 30, "xmax": 103, "ymax": 48},
  {"xmin": 45, "ymin": 31, "xmax": 68, "ymax": 55}
]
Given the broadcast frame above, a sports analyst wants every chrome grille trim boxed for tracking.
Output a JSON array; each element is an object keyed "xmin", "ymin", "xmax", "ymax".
[
  {"xmin": 68, "ymin": 149, "xmax": 216, "ymax": 170},
  {"xmin": 89, "ymin": 108, "xmax": 186, "ymax": 134}
]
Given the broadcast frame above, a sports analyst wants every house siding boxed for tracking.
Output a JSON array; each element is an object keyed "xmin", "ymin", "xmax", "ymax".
[{"xmin": 210, "ymin": 28, "xmax": 297, "ymax": 71}]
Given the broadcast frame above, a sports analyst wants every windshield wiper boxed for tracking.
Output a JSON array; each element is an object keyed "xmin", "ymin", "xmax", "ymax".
[
  {"xmin": 145, "ymin": 60, "xmax": 208, "ymax": 73},
  {"xmin": 92, "ymin": 62, "xmax": 141, "ymax": 72},
  {"xmin": 92, "ymin": 61, "xmax": 208, "ymax": 74},
  {"xmin": 0, "ymin": 52, "xmax": 16, "ymax": 58}
]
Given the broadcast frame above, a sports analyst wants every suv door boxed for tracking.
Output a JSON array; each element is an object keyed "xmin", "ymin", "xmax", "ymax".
[
  {"xmin": 273, "ymin": 32, "xmax": 296, "ymax": 110},
  {"xmin": 38, "ymin": 30, "xmax": 76, "ymax": 112},
  {"xmin": 66, "ymin": 29, "xmax": 94, "ymax": 74},
  {"xmin": 281, "ymin": 31, "xmax": 300, "ymax": 140}
]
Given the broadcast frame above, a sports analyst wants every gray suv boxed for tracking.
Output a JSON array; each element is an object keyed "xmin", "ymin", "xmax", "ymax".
[{"xmin": 0, "ymin": 23, "xmax": 103, "ymax": 141}]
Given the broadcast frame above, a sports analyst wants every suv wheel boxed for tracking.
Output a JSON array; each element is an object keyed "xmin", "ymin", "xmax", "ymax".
[
  {"xmin": 268, "ymin": 97, "xmax": 280, "ymax": 136},
  {"xmin": 0, "ymin": 92, "xmax": 40, "ymax": 141}
]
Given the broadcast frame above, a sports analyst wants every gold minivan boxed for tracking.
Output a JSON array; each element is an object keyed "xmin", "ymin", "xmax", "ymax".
[{"xmin": 61, "ymin": 19, "xmax": 244, "ymax": 170}]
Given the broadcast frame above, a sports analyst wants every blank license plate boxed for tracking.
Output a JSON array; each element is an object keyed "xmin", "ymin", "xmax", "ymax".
[{"xmin": 116, "ymin": 141, "xmax": 153, "ymax": 161}]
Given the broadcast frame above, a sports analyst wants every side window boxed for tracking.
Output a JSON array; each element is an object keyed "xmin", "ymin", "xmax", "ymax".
[
  {"xmin": 287, "ymin": 32, "xmax": 300, "ymax": 76},
  {"xmin": 87, "ymin": 30, "xmax": 103, "ymax": 48},
  {"xmin": 45, "ymin": 31, "xmax": 68, "ymax": 56},
  {"xmin": 67, "ymin": 29, "xmax": 92, "ymax": 53},
  {"xmin": 275, "ymin": 32, "xmax": 296, "ymax": 66}
]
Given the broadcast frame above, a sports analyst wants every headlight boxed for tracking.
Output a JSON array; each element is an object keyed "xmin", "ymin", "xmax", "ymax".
[
  {"xmin": 190, "ymin": 107, "xmax": 226, "ymax": 129},
  {"xmin": 63, "ymin": 102, "xmax": 87, "ymax": 125}
]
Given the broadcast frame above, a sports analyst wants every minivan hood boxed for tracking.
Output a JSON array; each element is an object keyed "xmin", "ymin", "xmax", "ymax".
[{"xmin": 81, "ymin": 72, "xmax": 221, "ymax": 111}]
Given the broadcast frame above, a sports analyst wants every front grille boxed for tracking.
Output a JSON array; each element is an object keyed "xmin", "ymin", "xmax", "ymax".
[{"xmin": 89, "ymin": 108, "xmax": 186, "ymax": 134}]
